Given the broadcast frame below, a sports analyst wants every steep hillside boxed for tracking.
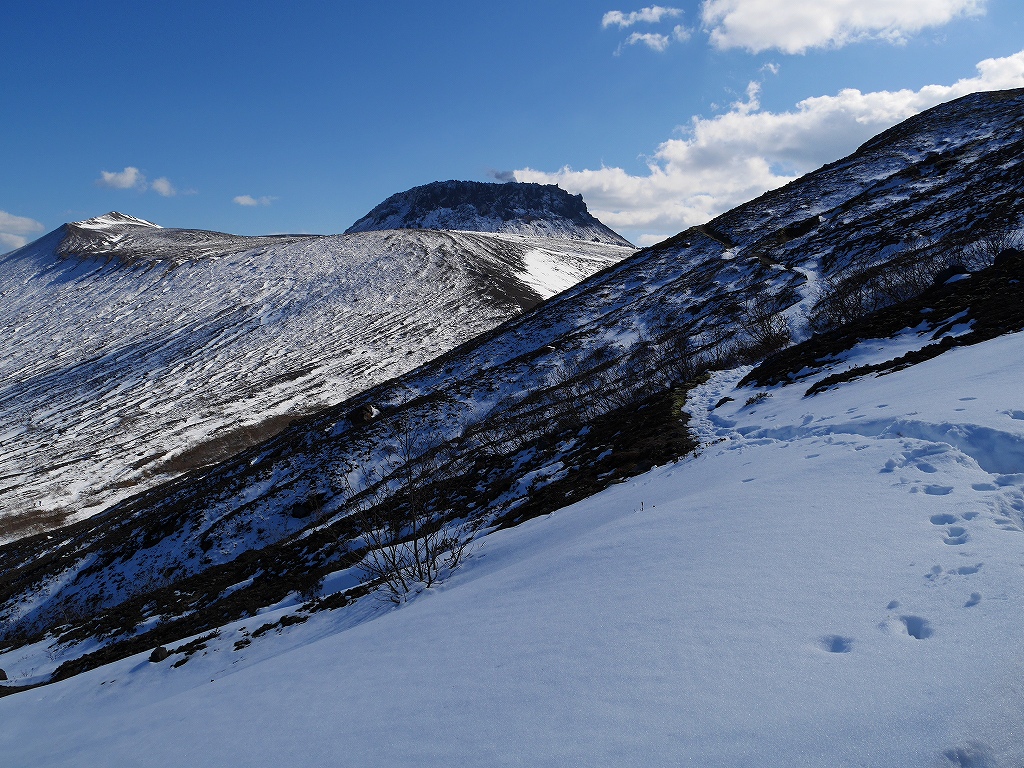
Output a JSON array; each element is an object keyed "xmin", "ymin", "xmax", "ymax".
[
  {"xmin": 0, "ymin": 213, "xmax": 631, "ymax": 538},
  {"xmin": 346, "ymin": 180, "xmax": 633, "ymax": 246},
  {"xmin": 3, "ymin": 305, "xmax": 1024, "ymax": 767},
  {"xmin": 1, "ymin": 88, "xmax": 1023, "ymax": 700}
]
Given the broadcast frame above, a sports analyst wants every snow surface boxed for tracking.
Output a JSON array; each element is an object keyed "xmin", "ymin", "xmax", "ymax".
[
  {"xmin": 3, "ymin": 329, "xmax": 1023, "ymax": 766},
  {"xmin": 0, "ymin": 225, "xmax": 629, "ymax": 534},
  {"xmin": 71, "ymin": 213, "xmax": 160, "ymax": 231}
]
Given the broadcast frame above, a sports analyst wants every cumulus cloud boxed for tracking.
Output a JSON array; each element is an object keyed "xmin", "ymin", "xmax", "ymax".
[
  {"xmin": 233, "ymin": 195, "xmax": 275, "ymax": 207},
  {"xmin": 618, "ymin": 25, "xmax": 692, "ymax": 52},
  {"xmin": 0, "ymin": 210, "xmax": 45, "ymax": 251},
  {"xmin": 96, "ymin": 166, "xmax": 147, "ymax": 191},
  {"xmin": 701, "ymin": 0, "xmax": 987, "ymax": 54},
  {"xmin": 150, "ymin": 177, "xmax": 177, "ymax": 197},
  {"xmin": 488, "ymin": 169, "xmax": 517, "ymax": 182},
  {"xmin": 623, "ymin": 32, "xmax": 672, "ymax": 52},
  {"xmin": 606, "ymin": 6, "xmax": 691, "ymax": 52},
  {"xmin": 95, "ymin": 167, "xmax": 183, "ymax": 196},
  {"xmin": 602, "ymin": 6, "xmax": 682, "ymax": 28},
  {"xmin": 514, "ymin": 50, "xmax": 1024, "ymax": 246}
]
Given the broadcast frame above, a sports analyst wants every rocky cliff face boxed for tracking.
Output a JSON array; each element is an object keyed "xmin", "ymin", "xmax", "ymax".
[{"xmin": 345, "ymin": 180, "xmax": 633, "ymax": 246}]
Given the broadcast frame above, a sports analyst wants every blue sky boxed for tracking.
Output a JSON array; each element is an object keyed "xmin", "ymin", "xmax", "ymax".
[{"xmin": 2, "ymin": 1, "xmax": 1022, "ymax": 249}]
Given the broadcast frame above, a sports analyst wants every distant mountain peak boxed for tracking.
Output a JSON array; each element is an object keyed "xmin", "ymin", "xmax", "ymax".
[
  {"xmin": 346, "ymin": 180, "xmax": 633, "ymax": 247},
  {"xmin": 71, "ymin": 212, "xmax": 161, "ymax": 230}
]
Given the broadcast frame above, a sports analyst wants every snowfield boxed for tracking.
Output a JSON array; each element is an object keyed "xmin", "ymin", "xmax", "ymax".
[{"xmin": 2, "ymin": 330, "xmax": 1022, "ymax": 767}]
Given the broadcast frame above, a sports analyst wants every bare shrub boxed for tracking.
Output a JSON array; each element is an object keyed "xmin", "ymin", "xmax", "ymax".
[
  {"xmin": 345, "ymin": 417, "xmax": 473, "ymax": 603},
  {"xmin": 810, "ymin": 224, "xmax": 1023, "ymax": 333},
  {"xmin": 733, "ymin": 289, "xmax": 793, "ymax": 359},
  {"xmin": 957, "ymin": 228, "xmax": 1024, "ymax": 270}
]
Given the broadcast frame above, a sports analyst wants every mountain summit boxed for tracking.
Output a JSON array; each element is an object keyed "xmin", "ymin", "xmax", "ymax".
[{"xmin": 346, "ymin": 180, "xmax": 633, "ymax": 246}]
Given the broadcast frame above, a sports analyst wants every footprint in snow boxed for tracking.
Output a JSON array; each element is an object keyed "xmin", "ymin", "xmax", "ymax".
[
  {"xmin": 924, "ymin": 485, "xmax": 954, "ymax": 495},
  {"xmin": 941, "ymin": 740, "xmax": 996, "ymax": 768},
  {"xmin": 964, "ymin": 592, "xmax": 981, "ymax": 608},
  {"xmin": 943, "ymin": 527, "xmax": 969, "ymax": 545},
  {"xmin": 820, "ymin": 635, "xmax": 852, "ymax": 653},
  {"xmin": 930, "ymin": 513, "xmax": 957, "ymax": 525},
  {"xmin": 900, "ymin": 615, "xmax": 933, "ymax": 640}
]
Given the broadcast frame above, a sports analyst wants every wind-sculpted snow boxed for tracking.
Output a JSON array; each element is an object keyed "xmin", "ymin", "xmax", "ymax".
[
  {"xmin": 1, "ymin": 89, "xmax": 1024, "ymax": 693},
  {"xmin": 0, "ymin": 219, "xmax": 630, "ymax": 536}
]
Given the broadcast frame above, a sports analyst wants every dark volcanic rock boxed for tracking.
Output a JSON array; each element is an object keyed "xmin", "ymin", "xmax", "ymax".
[{"xmin": 346, "ymin": 180, "xmax": 632, "ymax": 246}]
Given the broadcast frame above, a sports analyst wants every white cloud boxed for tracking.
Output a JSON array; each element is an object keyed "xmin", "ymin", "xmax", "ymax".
[
  {"xmin": 701, "ymin": 0, "xmax": 987, "ymax": 54},
  {"xmin": 606, "ymin": 6, "xmax": 691, "ymax": 52},
  {"xmin": 96, "ymin": 166, "xmax": 147, "ymax": 191},
  {"xmin": 623, "ymin": 32, "xmax": 672, "ymax": 52},
  {"xmin": 95, "ymin": 167, "xmax": 184, "ymax": 196},
  {"xmin": 0, "ymin": 210, "xmax": 45, "ymax": 251},
  {"xmin": 151, "ymin": 177, "xmax": 177, "ymax": 197},
  {"xmin": 514, "ymin": 50, "xmax": 1024, "ymax": 245},
  {"xmin": 233, "ymin": 195, "xmax": 275, "ymax": 207},
  {"xmin": 603, "ymin": 6, "xmax": 682, "ymax": 28}
]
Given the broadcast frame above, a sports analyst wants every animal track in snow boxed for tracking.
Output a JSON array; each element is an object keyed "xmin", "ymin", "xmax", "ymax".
[
  {"xmin": 964, "ymin": 592, "xmax": 981, "ymax": 607},
  {"xmin": 930, "ymin": 513, "xmax": 957, "ymax": 525}
]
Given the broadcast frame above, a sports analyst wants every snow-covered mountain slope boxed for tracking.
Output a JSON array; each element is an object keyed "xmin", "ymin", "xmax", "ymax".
[
  {"xmin": 0, "ymin": 214, "xmax": 632, "ymax": 538},
  {"xmin": 2, "ymin": 329, "xmax": 1023, "ymax": 767},
  {"xmin": 1, "ymin": 88, "xmax": 1023, "ymax": 696},
  {"xmin": 346, "ymin": 179, "xmax": 634, "ymax": 247},
  {"xmin": 54, "ymin": 212, "xmax": 306, "ymax": 264}
]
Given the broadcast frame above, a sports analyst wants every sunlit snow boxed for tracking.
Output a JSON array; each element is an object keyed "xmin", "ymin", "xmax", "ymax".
[{"xmin": 2, "ymin": 330, "xmax": 1022, "ymax": 767}]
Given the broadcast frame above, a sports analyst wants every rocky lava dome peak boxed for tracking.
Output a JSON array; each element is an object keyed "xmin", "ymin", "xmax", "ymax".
[{"xmin": 346, "ymin": 180, "xmax": 633, "ymax": 247}]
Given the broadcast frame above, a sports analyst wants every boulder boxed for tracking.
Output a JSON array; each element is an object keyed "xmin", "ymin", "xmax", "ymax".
[
  {"xmin": 933, "ymin": 262, "xmax": 970, "ymax": 285},
  {"xmin": 346, "ymin": 403, "xmax": 380, "ymax": 426},
  {"xmin": 993, "ymin": 247, "xmax": 1023, "ymax": 270}
]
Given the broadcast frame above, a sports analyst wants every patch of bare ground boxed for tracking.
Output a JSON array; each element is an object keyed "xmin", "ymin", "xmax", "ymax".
[
  {"xmin": 0, "ymin": 507, "xmax": 70, "ymax": 544},
  {"xmin": 150, "ymin": 412, "xmax": 302, "ymax": 476}
]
